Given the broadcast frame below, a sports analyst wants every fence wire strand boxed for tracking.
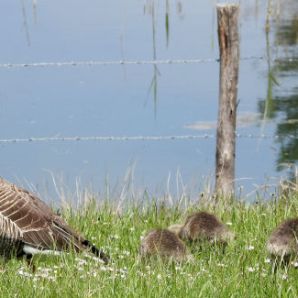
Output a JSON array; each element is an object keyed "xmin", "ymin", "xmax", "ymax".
[
  {"xmin": 0, "ymin": 56, "xmax": 295, "ymax": 69},
  {"xmin": 0, "ymin": 133, "xmax": 292, "ymax": 145},
  {"xmin": 0, "ymin": 56, "xmax": 268, "ymax": 69}
]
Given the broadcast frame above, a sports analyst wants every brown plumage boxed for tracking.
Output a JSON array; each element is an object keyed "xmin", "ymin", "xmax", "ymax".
[
  {"xmin": 267, "ymin": 218, "xmax": 298, "ymax": 263},
  {"xmin": 139, "ymin": 229, "xmax": 191, "ymax": 261},
  {"xmin": 0, "ymin": 177, "xmax": 109, "ymax": 265},
  {"xmin": 170, "ymin": 211, "xmax": 234, "ymax": 245}
]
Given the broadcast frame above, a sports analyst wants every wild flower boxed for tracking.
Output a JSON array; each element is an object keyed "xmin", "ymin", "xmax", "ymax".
[
  {"xmin": 99, "ymin": 266, "xmax": 108, "ymax": 272},
  {"xmin": 37, "ymin": 273, "xmax": 56, "ymax": 281},
  {"xmin": 76, "ymin": 257, "xmax": 87, "ymax": 266},
  {"xmin": 111, "ymin": 234, "xmax": 120, "ymax": 240},
  {"xmin": 264, "ymin": 258, "xmax": 271, "ymax": 264},
  {"xmin": 122, "ymin": 250, "xmax": 130, "ymax": 256},
  {"xmin": 87, "ymin": 271, "xmax": 98, "ymax": 277},
  {"xmin": 17, "ymin": 268, "xmax": 34, "ymax": 278},
  {"xmin": 137, "ymin": 271, "xmax": 146, "ymax": 277},
  {"xmin": 200, "ymin": 268, "xmax": 208, "ymax": 273},
  {"xmin": 118, "ymin": 268, "xmax": 128, "ymax": 274},
  {"xmin": 108, "ymin": 267, "xmax": 115, "ymax": 272},
  {"xmin": 38, "ymin": 267, "xmax": 54, "ymax": 274}
]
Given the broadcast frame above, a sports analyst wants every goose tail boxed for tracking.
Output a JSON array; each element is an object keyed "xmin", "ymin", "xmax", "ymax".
[{"xmin": 81, "ymin": 239, "xmax": 109, "ymax": 264}]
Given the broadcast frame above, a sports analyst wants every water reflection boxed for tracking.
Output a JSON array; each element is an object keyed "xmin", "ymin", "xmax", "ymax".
[
  {"xmin": 258, "ymin": 5, "xmax": 278, "ymax": 124},
  {"xmin": 20, "ymin": 0, "xmax": 31, "ymax": 46},
  {"xmin": 32, "ymin": 0, "xmax": 37, "ymax": 24},
  {"xmin": 258, "ymin": 2, "xmax": 298, "ymax": 177},
  {"xmin": 276, "ymin": 15, "xmax": 298, "ymax": 48},
  {"xmin": 144, "ymin": 1, "xmax": 159, "ymax": 117},
  {"xmin": 2, "ymin": 0, "xmax": 298, "ymax": 200},
  {"xmin": 144, "ymin": 0, "xmax": 184, "ymax": 117},
  {"xmin": 165, "ymin": 0, "xmax": 170, "ymax": 47}
]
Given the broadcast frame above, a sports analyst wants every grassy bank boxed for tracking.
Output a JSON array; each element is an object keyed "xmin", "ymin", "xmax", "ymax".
[{"xmin": 2, "ymin": 193, "xmax": 298, "ymax": 297}]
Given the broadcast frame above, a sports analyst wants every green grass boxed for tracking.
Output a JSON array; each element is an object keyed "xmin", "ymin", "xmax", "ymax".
[{"xmin": 2, "ymin": 193, "xmax": 298, "ymax": 297}]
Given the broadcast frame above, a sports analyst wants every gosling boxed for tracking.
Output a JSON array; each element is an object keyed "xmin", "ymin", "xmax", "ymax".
[
  {"xmin": 169, "ymin": 211, "xmax": 234, "ymax": 246},
  {"xmin": 139, "ymin": 229, "xmax": 192, "ymax": 262},
  {"xmin": 267, "ymin": 218, "xmax": 298, "ymax": 267}
]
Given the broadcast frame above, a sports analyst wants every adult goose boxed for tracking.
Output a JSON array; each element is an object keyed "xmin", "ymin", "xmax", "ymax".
[{"xmin": 0, "ymin": 177, "xmax": 109, "ymax": 267}]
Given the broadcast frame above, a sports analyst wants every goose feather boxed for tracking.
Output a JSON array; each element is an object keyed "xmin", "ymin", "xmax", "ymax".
[{"xmin": 0, "ymin": 177, "xmax": 108, "ymax": 263}]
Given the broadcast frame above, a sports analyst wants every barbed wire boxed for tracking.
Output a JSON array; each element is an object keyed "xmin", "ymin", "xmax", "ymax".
[
  {"xmin": 0, "ymin": 56, "xmax": 268, "ymax": 69},
  {"xmin": 0, "ymin": 56, "xmax": 295, "ymax": 69},
  {"xmin": 0, "ymin": 133, "xmax": 293, "ymax": 145}
]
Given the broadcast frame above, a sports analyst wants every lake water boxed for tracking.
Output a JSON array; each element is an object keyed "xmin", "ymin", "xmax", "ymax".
[{"xmin": 0, "ymin": 0, "xmax": 297, "ymax": 203}]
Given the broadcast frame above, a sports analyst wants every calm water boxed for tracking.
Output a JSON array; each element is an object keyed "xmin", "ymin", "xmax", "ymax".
[{"xmin": 0, "ymin": 0, "xmax": 297, "ymax": 203}]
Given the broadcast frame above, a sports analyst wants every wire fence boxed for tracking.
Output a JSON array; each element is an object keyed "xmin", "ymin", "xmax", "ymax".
[
  {"xmin": 0, "ymin": 56, "xmax": 296, "ymax": 69},
  {"xmin": 0, "ymin": 133, "xmax": 294, "ymax": 145},
  {"xmin": 0, "ymin": 56, "xmax": 266, "ymax": 69},
  {"xmin": 1, "ymin": 54, "xmax": 296, "ymax": 145}
]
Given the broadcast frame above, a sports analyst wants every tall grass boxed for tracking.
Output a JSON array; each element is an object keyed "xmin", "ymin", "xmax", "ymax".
[{"xmin": 2, "ymin": 192, "xmax": 298, "ymax": 297}]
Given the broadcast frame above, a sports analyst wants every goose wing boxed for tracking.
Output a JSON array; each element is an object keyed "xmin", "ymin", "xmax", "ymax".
[{"xmin": 0, "ymin": 178, "xmax": 84, "ymax": 252}]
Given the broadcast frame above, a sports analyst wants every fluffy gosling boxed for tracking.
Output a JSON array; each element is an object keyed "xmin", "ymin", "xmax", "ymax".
[
  {"xmin": 169, "ymin": 211, "xmax": 234, "ymax": 246},
  {"xmin": 139, "ymin": 229, "xmax": 192, "ymax": 262},
  {"xmin": 267, "ymin": 218, "xmax": 298, "ymax": 268}
]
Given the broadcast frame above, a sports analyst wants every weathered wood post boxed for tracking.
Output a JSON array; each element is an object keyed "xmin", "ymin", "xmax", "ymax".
[{"xmin": 215, "ymin": 4, "xmax": 240, "ymax": 198}]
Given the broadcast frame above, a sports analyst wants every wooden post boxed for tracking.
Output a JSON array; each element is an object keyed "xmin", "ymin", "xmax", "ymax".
[{"xmin": 215, "ymin": 4, "xmax": 240, "ymax": 198}]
